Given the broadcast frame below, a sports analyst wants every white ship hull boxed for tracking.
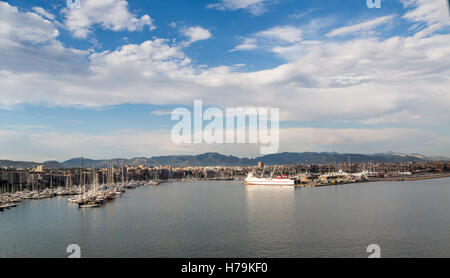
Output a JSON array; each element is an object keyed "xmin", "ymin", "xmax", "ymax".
[{"xmin": 245, "ymin": 174, "xmax": 295, "ymax": 186}]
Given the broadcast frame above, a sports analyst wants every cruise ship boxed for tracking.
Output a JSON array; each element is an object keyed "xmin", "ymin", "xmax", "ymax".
[{"xmin": 244, "ymin": 172, "xmax": 295, "ymax": 186}]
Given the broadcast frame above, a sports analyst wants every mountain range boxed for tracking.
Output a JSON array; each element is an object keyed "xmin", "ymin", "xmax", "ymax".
[{"xmin": 0, "ymin": 152, "xmax": 448, "ymax": 169}]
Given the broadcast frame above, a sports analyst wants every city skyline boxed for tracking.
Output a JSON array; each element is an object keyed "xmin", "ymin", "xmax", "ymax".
[{"xmin": 1, "ymin": 0, "xmax": 449, "ymax": 161}]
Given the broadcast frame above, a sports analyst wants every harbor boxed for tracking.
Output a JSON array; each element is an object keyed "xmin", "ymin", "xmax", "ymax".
[
  {"xmin": 2, "ymin": 159, "xmax": 449, "ymax": 212},
  {"xmin": 0, "ymin": 180, "xmax": 161, "ymax": 211},
  {"xmin": 2, "ymin": 178, "xmax": 450, "ymax": 258},
  {"xmin": 1, "ymin": 159, "xmax": 162, "ymax": 212}
]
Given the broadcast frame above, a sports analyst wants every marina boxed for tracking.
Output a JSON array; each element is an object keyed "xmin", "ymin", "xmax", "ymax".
[
  {"xmin": 0, "ymin": 180, "xmax": 160, "ymax": 212},
  {"xmin": 1, "ymin": 178, "xmax": 450, "ymax": 258},
  {"xmin": 0, "ymin": 158, "xmax": 163, "ymax": 212},
  {"xmin": 2, "ymin": 160, "xmax": 449, "ymax": 213}
]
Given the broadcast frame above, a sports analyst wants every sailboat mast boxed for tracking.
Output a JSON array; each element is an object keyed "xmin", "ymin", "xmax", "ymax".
[
  {"xmin": 121, "ymin": 160, "xmax": 124, "ymax": 185},
  {"xmin": 81, "ymin": 154, "xmax": 85, "ymax": 195},
  {"xmin": 348, "ymin": 156, "xmax": 351, "ymax": 174},
  {"xmin": 271, "ymin": 165, "xmax": 277, "ymax": 178}
]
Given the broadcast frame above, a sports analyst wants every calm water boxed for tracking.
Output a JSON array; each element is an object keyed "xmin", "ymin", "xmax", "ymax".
[{"xmin": 1, "ymin": 178, "xmax": 450, "ymax": 258}]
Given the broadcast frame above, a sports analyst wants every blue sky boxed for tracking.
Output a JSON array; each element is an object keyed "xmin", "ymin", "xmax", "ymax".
[
  {"xmin": 6, "ymin": 0, "xmax": 413, "ymax": 69},
  {"xmin": 0, "ymin": 0, "xmax": 449, "ymax": 161}
]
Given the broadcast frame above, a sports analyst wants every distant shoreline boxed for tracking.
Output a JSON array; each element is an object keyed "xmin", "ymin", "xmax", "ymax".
[
  {"xmin": 371, "ymin": 173, "xmax": 450, "ymax": 182},
  {"xmin": 296, "ymin": 173, "xmax": 450, "ymax": 188},
  {"xmin": 165, "ymin": 173, "xmax": 450, "ymax": 187}
]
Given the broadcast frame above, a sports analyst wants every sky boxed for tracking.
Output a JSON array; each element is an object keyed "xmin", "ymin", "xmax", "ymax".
[{"xmin": 0, "ymin": 0, "xmax": 449, "ymax": 162}]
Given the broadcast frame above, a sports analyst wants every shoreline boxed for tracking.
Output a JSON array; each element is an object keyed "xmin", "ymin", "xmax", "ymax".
[
  {"xmin": 296, "ymin": 173, "xmax": 450, "ymax": 188},
  {"xmin": 164, "ymin": 173, "xmax": 450, "ymax": 187},
  {"xmin": 373, "ymin": 173, "xmax": 450, "ymax": 182}
]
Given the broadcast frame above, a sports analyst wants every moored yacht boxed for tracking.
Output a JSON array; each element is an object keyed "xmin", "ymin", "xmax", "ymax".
[
  {"xmin": 245, "ymin": 166, "xmax": 295, "ymax": 186},
  {"xmin": 245, "ymin": 172, "xmax": 295, "ymax": 186}
]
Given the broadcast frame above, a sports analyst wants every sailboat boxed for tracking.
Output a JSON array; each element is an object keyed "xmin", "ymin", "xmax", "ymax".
[{"xmin": 76, "ymin": 155, "xmax": 99, "ymax": 208}]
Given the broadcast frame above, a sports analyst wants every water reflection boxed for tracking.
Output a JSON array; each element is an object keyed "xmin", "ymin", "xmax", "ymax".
[
  {"xmin": 2, "ymin": 179, "xmax": 450, "ymax": 257},
  {"xmin": 244, "ymin": 185, "xmax": 296, "ymax": 257}
]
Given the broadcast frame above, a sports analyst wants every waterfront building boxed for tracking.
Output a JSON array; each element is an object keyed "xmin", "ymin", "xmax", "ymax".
[{"xmin": 34, "ymin": 165, "xmax": 46, "ymax": 172}]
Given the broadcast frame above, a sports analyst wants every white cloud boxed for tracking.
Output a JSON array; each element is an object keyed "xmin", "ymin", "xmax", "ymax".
[
  {"xmin": 270, "ymin": 40, "xmax": 320, "ymax": 60},
  {"xmin": 0, "ymin": 1, "xmax": 88, "ymax": 83},
  {"xmin": 357, "ymin": 110, "xmax": 421, "ymax": 125},
  {"xmin": 1, "ymin": 1, "xmax": 449, "ymax": 124},
  {"xmin": 31, "ymin": 7, "xmax": 55, "ymax": 20},
  {"xmin": 279, "ymin": 127, "xmax": 439, "ymax": 154},
  {"xmin": 181, "ymin": 26, "xmax": 212, "ymax": 44},
  {"xmin": 326, "ymin": 15, "xmax": 395, "ymax": 37},
  {"xmin": 229, "ymin": 37, "xmax": 258, "ymax": 52},
  {"xmin": 289, "ymin": 9, "xmax": 315, "ymax": 19},
  {"xmin": 230, "ymin": 26, "xmax": 303, "ymax": 52},
  {"xmin": 256, "ymin": 25, "xmax": 303, "ymax": 43},
  {"xmin": 1, "ymin": 1, "xmax": 450, "ymax": 158},
  {"xmin": 0, "ymin": 127, "xmax": 448, "ymax": 161},
  {"xmin": 207, "ymin": 0, "xmax": 268, "ymax": 15},
  {"xmin": 63, "ymin": 0, "xmax": 154, "ymax": 38},
  {"xmin": 0, "ymin": 2, "xmax": 59, "ymax": 44},
  {"xmin": 151, "ymin": 109, "xmax": 173, "ymax": 116},
  {"xmin": 402, "ymin": 0, "xmax": 450, "ymax": 37},
  {"xmin": 402, "ymin": 0, "xmax": 450, "ymax": 27}
]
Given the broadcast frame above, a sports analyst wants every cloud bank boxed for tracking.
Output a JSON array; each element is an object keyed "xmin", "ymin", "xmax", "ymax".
[{"xmin": 0, "ymin": 0, "xmax": 449, "ymax": 159}]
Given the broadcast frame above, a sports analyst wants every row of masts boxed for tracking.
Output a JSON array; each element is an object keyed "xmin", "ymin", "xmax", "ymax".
[{"xmin": 1, "ymin": 157, "xmax": 160, "ymax": 211}]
